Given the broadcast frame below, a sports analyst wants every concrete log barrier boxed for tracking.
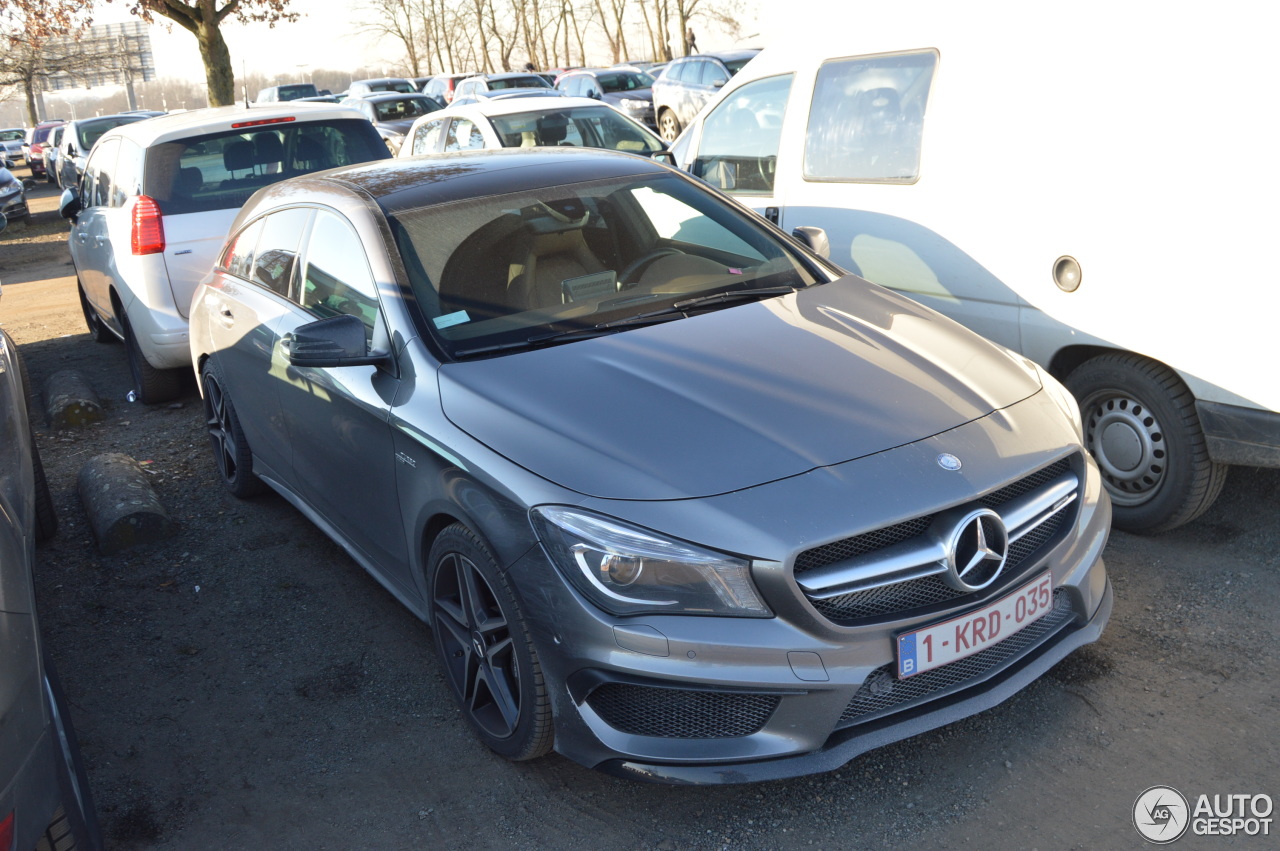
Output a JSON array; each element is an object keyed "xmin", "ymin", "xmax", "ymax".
[
  {"xmin": 44, "ymin": 369, "xmax": 105, "ymax": 428},
  {"xmin": 78, "ymin": 453, "xmax": 175, "ymax": 554}
]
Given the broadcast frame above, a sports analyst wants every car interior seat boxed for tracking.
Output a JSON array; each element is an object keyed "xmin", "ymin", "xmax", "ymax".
[
  {"xmin": 253, "ymin": 133, "xmax": 284, "ymax": 171},
  {"xmin": 176, "ymin": 166, "xmax": 204, "ymax": 198},
  {"xmin": 223, "ymin": 140, "xmax": 255, "ymax": 177},
  {"xmin": 506, "ymin": 203, "xmax": 606, "ymax": 308},
  {"xmin": 536, "ymin": 115, "xmax": 573, "ymax": 146}
]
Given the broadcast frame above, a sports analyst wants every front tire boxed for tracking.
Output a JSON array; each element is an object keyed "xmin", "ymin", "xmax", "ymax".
[
  {"xmin": 200, "ymin": 360, "xmax": 267, "ymax": 498},
  {"xmin": 1065, "ymin": 353, "xmax": 1227, "ymax": 534},
  {"xmin": 658, "ymin": 109, "xmax": 682, "ymax": 143},
  {"xmin": 122, "ymin": 313, "xmax": 182, "ymax": 404},
  {"xmin": 427, "ymin": 524, "xmax": 552, "ymax": 761}
]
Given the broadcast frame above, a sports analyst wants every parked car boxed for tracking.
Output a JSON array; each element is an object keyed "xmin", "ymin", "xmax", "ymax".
[
  {"xmin": 24, "ymin": 120, "xmax": 64, "ymax": 180},
  {"xmin": 296, "ymin": 95, "xmax": 341, "ymax": 104},
  {"xmin": 668, "ymin": 11, "xmax": 1280, "ymax": 534},
  {"xmin": 556, "ymin": 67, "xmax": 657, "ymax": 128},
  {"xmin": 0, "ymin": 157, "xmax": 32, "ymax": 224},
  {"xmin": 650, "ymin": 49, "xmax": 760, "ymax": 141},
  {"xmin": 399, "ymin": 97, "xmax": 664, "ymax": 157},
  {"xmin": 420, "ymin": 72, "xmax": 481, "ymax": 107},
  {"xmin": 56, "ymin": 113, "xmax": 153, "ymax": 191},
  {"xmin": 447, "ymin": 89, "xmax": 565, "ymax": 108},
  {"xmin": 58, "ymin": 103, "xmax": 391, "ymax": 403},
  {"xmin": 188, "ymin": 147, "xmax": 1111, "ymax": 784},
  {"xmin": 339, "ymin": 92, "xmax": 442, "ymax": 154},
  {"xmin": 41, "ymin": 125, "xmax": 62, "ymax": 184},
  {"xmin": 255, "ymin": 83, "xmax": 319, "ymax": 102},
  {"xmin": 347, "ymin": 77, "xmax": 417, "ymax": 97},
  {"xmin": 0, "ymin": 127, "xmax": 25, "ymax": 162},
  {"xmin": 452, "ymin": 72, "xmax": 554, "ymax": 102},
  {"xmin": 0, "ymin": 276, "xmax": 103, "ymax": 851}
]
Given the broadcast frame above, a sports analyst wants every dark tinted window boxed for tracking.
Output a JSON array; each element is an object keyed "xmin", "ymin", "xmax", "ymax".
[
  {"xmin": 488, "ymin": 75, "xmax": 551, "ymax": 90},
  {"xmin": 143, "ymin": 119, "xmax": 387, "ymax": 215},
  {"xmin": 490, "ymin": 106, "xmax": 662, "ymax": 153},
  {"xmin": 596, "ymin": 71, "xmax": 654, "ymax": 93},
  {"xmin": 276, "ymin": 84, "xmax": 319, "ymax": 100},
  {"xmin": 76, "ymin": 116, "xmax": 145, "ymax": 151},
  {"xmin": 372, "ymin": 96, "xmax": 439, "ymax": 121},
  {"xmin": 253, "ymin": 207, "xmax": 312, "ymax": 296}
]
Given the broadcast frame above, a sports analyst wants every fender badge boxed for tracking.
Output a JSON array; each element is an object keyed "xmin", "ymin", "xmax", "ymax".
[{"xmin": 937, "ymin": 453, "xmax": 963, "ymax": 471}]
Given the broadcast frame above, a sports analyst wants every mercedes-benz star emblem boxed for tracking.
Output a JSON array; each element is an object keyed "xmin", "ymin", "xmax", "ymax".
[
  {"xmin": 937, "ymin": 453, "xmax": 963, "ymax": 471},
  {"xmin": 944, "ymin": 509, "xmax": 1009, "ymax": 592}
]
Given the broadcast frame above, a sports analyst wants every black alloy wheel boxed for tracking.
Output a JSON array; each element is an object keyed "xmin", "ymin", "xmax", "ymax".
[
  {"xmin": 200, "ymin": 361, "xmax": 266, "ymax": 498},
  {"xmin": 428, "ymin": 524, "xmax": 552, "ymax": 761}
]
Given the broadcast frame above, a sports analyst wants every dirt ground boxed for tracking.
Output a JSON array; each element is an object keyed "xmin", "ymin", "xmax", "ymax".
[{"xmin": 2, "ymin": 173, "xmax": 1277, "ymax": 850}]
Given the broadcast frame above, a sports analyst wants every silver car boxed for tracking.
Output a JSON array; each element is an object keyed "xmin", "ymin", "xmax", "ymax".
[
  {"xmin": 188, "ymin": 148, "xmax": 1111, "ymax": 783},
  {"xmin": 651, "ymin": 49, "xmax": 760, "ymax": 141},
  {"xmin": 0, "ymin": 256, "xmax": 102, "ymax": 849}
]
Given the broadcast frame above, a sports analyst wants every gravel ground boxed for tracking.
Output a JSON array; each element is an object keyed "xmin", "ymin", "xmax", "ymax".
[{"xmin": 3, "ymin": 174, "xmax": 1277, "ymax": 850}]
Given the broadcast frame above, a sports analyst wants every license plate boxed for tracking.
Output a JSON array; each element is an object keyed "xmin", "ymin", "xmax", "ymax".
[{"xmin": 896, "ymin": 572, "xmax": 1054, "ymax": 679}]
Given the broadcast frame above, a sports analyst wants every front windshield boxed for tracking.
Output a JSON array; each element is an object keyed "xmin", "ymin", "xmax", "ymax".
[
  {"xmin": 490, "ymin": 106, "xmax": 662, "ymax": 153},
  {"xmin": 596, "ymin": 71, "xmax": 655, "ymax": 93},
  {"xmin": 389, "ymin": 172, "xmax": 820, "ymax": 358},
  {"xmin": 374, "ymin": 97, "xmax": 438, "ymax": 121},
  {"xmin": 0, "ymin": 130, "xmax": 24, "ymax": 142},
  {"xmin": 490, "ymin": 75, "xmax": 552, "ymax": 90}
]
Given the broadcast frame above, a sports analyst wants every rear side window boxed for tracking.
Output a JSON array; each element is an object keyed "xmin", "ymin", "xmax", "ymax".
[
  {"xmin": 804, "ymin": 49, "xmax": 937, "ymax": 184},
  {"xmin": 143, "ymin": 118, "xmax": 387, "ymax": 215},
  {"xmin": 444, "ymin": 118, "xmax": 485, "ymax": 152},
  {"xmin": 411, "ymin": 119, "xmax": 446, "ymax": 155},
  {"xmin": 253, "ymin": 207, "xmax": 312, "ymax": 296},
  {"xmin": 221, "ymin": 217, "xmax": 265, "ymax": 279}
]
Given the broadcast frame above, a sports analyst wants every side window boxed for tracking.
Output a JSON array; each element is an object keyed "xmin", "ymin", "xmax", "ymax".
[
  {"xmin": 669, "ymin": 61, "xmax": 690, "ymax": 83},
  {"xmin": 300, "ymin": 210, "xmax": 380, "ymax": 340},
  {"xmin": 112, "ymin": 139, "xmax": 143, "ymax": 207},
  {"xmin": 411, "ymin": 119, "xmax": 445, "ymax": 155},
  {"xmin": 804, "ymin": 49, "xmax": 937, "ymax": 183},
  {"xmin": 444, "ymin": 118, "xmax": 485, "ymax": 152},
  {"xmin": 704, "ymin": 61, "xmax": 729, "ymax": 88},
  {"xmin": 221, "ymin": 217, "xmax": 265, "ymax": 279},
  {"xmin": 693, "ymin": 74, "xmax": 793, "ymax": 195},
  {"xmin": 86, "ymin": 138, "xmax": 120, "ymax": 208},
  {"xmin": 252, "ymin": 207, "xmax": 312, "ymax": 296}
]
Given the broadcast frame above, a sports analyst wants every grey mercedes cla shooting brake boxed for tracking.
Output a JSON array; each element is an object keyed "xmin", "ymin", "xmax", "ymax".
[{"xmin": 189, "ymin": 148, "xmax": 1112, "ymax": 784}]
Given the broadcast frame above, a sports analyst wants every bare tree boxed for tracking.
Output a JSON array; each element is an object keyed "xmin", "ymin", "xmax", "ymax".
[
  {"xmin": 592, "ymin": 0, "xmax": 630, "ymax": 64},
  {"xmin": 0, "ymin": 33, "xmax": 106, "ymax": 124},
  {"xmin": 114, "ymin": 1, "xmax": 299, "ymax": 107},
  {"xmin": 361, "ymin": 0, "xmax": 424, "ymax": 77}
]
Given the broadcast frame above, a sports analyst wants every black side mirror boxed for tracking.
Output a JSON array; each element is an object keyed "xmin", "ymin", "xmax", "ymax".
[
  {"xmin": 791, "ymin": 226, "xmax": 831, "ymax": 259},
  {"xmin": 650, "ymin": 150, "xmax": 675, "ymax": 165},
  {"xmin": 282, "ymin": 313, "xmax": 389, "ymax": 368},
  {"xmin": 59, "ymin": 187, "xmax": 82, "ymax": 221}
]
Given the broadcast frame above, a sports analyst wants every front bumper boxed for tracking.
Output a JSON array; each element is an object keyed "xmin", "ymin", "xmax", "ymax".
[{"xmin": 514, "ymin": 400, "xmax": 1113, "ymax": 783}]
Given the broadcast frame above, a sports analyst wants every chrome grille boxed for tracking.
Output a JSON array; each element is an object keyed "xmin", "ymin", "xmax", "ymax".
[
  {"xmin": 795, "ymin": 457, "xmax": 1078, "ymax": 626},
  {"xmin": 837, "ymin": 589, "xmax": 1074, "ymax": 728},
  {"xmin": 586, "ymin": 683, "xmax": 780, "ymax": 739}
]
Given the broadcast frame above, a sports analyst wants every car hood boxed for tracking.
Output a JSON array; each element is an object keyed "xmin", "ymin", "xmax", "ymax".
[
  {"xmin": 437, "ymin": 278, "xmax": 1042, "ymax": 500},
  {"xmin": 378, "ymin": 118, "xmax": 419, "ymax": 136},
  {"xmin": 604, "ymin": 88, "xmax": 653, "ymax": 103}
]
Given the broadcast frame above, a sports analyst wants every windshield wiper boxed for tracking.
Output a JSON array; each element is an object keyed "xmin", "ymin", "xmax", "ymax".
[{"xmin": 451, "ymin": 286, "xmax": 796, "ymax": 358}]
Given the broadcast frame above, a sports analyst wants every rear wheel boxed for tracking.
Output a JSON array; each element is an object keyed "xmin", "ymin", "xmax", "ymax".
[
  {"xmin": 122, "ymin": 313, "xmax": 182, "ymax": 404},
  {"xmin": 658, "ymin": 109, "xmax": 682, "ymax": 142},
  {"xmin": 427, "ymin": 524, "xmax": 552, "ymax": 761},
  {"xmin": 77, "ymin": 282, "xmax": 115, "ymax": 344},
  {"xmin": 1065, "ymin": 353, "xmax": 1227, "ymax": 533},
  {"xmin": 200, "ymin": 359, "xmax": 267, "ymax": 498}
]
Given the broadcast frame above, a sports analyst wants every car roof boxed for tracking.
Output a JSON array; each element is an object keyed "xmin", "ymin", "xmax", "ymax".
[
  {"xmin": 256, "ymin": 147, "xmax": 670, "ymax": 215},
  {"xmin": 673, "ymin": 48, "xmax": 761, "ymax": 63},
  {"xmin": 435, "ymin": 95, "xmax": 613, "ymax": 118},
  {"xmin": 92, "ymin": 103, "xmax": 367, "ymax": 148}
]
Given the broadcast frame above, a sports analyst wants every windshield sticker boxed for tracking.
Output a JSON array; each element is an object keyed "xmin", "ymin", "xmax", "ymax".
[
  {"xmin": 433, "ymin": 310, "xmax": 470, "ymax": 329},
  {"xmin": 561, "ymin": 270, "xmax": 618, "ymax": 302}
]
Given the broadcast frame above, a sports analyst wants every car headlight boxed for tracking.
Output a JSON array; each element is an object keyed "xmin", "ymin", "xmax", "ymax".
[
  {"xmin": 0, "ymin": 177, "xmax": 19, "ymax": 198},
  {"xmin": 619, "ymin": 98, "xmax": 652, "ymax": 110},
  {"xmin": 1033, "ymin": 362, "xmax": 1083, "ymax": 440},
  {"xmin": 531, "ymin": 506, "xmax": 771, "ymax": 617}
]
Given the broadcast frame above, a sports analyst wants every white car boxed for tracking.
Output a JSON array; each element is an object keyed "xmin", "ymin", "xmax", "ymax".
[
  {"xmin": 59, "ymin": 103, "xmax": 389, "ymax": 402},
  {"xmin": 398, "ymin": 96, "xmax": 666, "ymax": 158},
  {"xmin": 0, "ymin": 128, "xmax": 25, "ymax": 162},
  {"xmin": 667, "ymin": 8, "xmax": 1280, "ymax": 534}
]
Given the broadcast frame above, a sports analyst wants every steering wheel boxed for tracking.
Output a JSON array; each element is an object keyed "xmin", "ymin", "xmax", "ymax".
[{"xmin": 618, "ymin": 248, "xmax": 683, "ymax": 286}]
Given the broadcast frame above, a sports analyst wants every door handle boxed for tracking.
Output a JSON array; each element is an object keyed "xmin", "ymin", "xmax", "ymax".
[
  {"xmin": 76, "ymin": 232, "xmax": 88, "ymax": 244},
  {"xmin": 93, "ymin": 235, "xmax": 107, "ymax": 247}
]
